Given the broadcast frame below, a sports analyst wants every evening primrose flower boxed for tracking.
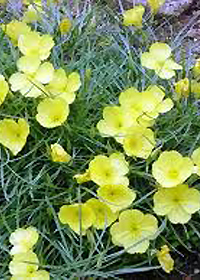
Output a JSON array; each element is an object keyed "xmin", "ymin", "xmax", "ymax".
[
  {"xmin": 10, "ymin": 55, "xmax": 54, "ymax": 98},
  {"xmin": 153, "ymin": 184, "xmax": 200, "ymax": 224},
  {"xmin": 0, "ymin": 118, "xmax": 30, "ymax": 155},
  {"xmin": 110, "ymin": 210, "xmax": 158, "ymax": 254},
  {"xmin": 86, "ymin": 198, "xmax": 118, "ymax": 229},
  {"xmin": 11, "ymin": 270, "xmax": 50, "ymax": 280},
  {"xmin": 97, "ymin": 184, "xmax": 136, "ymax": 212},
  {"xmin": 174, "ymin": 78, "xmax": 189, "ymax": 100},
  {"xmin": 59, "ymin": 17, "xmax": 72, "ymax": 34},
  {"xmin": 2, "ymin": 20, "xmax": 31, "ymax": 45},
  {"xmin": 191, "ymin": 147, "xmax": 200, "ymax": 176},
  {"xmin": 157, "ymin": 245, "xmax": 174, "ymax": 273},
  {"xmin": 147, "ymin": 0, "xmax": 165, "ymax": 14},
  {"xmin": 9, "ymin": 227, "xmax": 39, "ymax": 255},
  {"xmin": 23, "ymin": 4, "xmax": 41, "ymax": 23},
  {"xmin": 152, "ymin": 151, "xmax": 194, "ymax": 188},
  {"xmin": 141, "ymin": 42, "xmax": 182, "ymax": 79},
  {"xmin": 58, "ymin": 203, "xmax": 94, "ymax": 235},
  {"xmin": 0, "ymin": 74, "xmax": 9, "ymax": 106},
  {"xmin": 119, "ymin": 85, "xmax": 173, "ymax": 121},
  {"xmin": 18, "ymin": 31, "xmax": 54, "ymax": 61},
  {"xmin": 96, "ymin": 106, "xmax": 135, "ymax": 141},
  {"xmin": 50, "ymin": 143, "xmax": 71, "ymax": 163},
  {"xmin": 36, "ymin": 97, "xmax": 69, "ymax": 128},
  {"xmin": 89, "ymin": 153, "xmax": 129, "ymax": 187},
  {"xmin": 123, "ymin": 6, "xmax": 145, "ymax": 27},
  {"xmin": 45, "ymin": 69, "xmax": 81, "ymax": 104},
  {"xmin": 9, "ymin": 251, "xmax": 39, "ymax": 276},
  {"xmin": 74, "ymin": 169, "xmax": 91, "ymax": 184},
  {"xmin": 122, "ymin": 126, "xmax": 156, "ymax": 159}
]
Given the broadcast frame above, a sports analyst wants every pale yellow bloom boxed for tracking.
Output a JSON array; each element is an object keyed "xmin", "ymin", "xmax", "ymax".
[
  {"xmin": 147, "ymin": 0, "xmax": 165, "ymax": 14},
  {"xmin": 18, "ymin": 31, "xmax": 54, "ymax": 61},
  {"xmin": 89, "ymin": 153, "xmax": 129, "ymax": 187},
  {"xmin": 59, "ymin": 17, "xmax": 72, "ymax": 34},
  {"xmin": 157, "ymin": 245, "xmax": 174, "ymax": 273},
  {"xmin": 141, "ymin": 42, "xmax": 182, "ymax": 79},
  {"xmin": 74, "ymin": 169, "xmax": 91, "ymax": 184},
  {"xmin": 58, "ymin": 203, "xmax": 94, "ymax": 235},
  {"xmin": 2, "ymin": 20, "xmax": 31, "ymax": 45},
  {"xmin": 36, "ymin": 97, "xmax": 69, "ymax": 128},
  {"xmin": 86, "ymin": 198, "xmax": 118, "ymax": 229},
  {"xmin": 97, "ymin": 184, "xmax": 136, "ymax": 212},
  {"xmin": 153, "ymin": 184, "xmax": 200, "ymax": 224},
  {"xmin": 152, "ymin": 151, "xmax": 194, "ymax": 188},
  {"xmin": 123, "ymin": 6, "xmax": 145, "ymax": 27},
  {"xmin": 0, "ymin": 118, "xmax": 30, "ymax": 155},
  {"xmin": 174, "ymin": 78, "xmax": 189, "ymax": 100},
  {"xmin": 191, "ymin": 147, "xmax": 200, "ymax": 176},
  {"xmin": 23, "ymin": 4, "xmax": 41, "ymax": 23},
  {"xmin": 110, "ymin": 209, "xmax": 158, "ymax": 254},
  {"xmin": 9, "ymin": 252, "xmax": 39, "ymax": 276},
  {"xmin": 50, "ymin": 143, "xmax": 71, "ymax": 162},
  {"xmin": 0, "ymin": 74, "xmax": 9, "ymax": 106},
  {"xmin": 9, "ymin": 227, "xmax": 39, "ymax": 255}
]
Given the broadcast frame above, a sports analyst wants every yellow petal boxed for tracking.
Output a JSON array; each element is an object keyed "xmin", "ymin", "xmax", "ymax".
[
  {"xmin": 50, "ymin": 143, "xmax": 71, "ymax": 162},
  {"xmin": 149, "ymin": 42, "xmax": 172, "ymax": 61},
  {"xmin": 123, "ymin": 6, "xmax": 145, "ymax": 27},
  {"xmin": 17, "ymin": 55, "xmax": 41, "ymax": 74},
  {"xmin": 35, "ymin": 62, "xmax": 54, "ymax": 84}
]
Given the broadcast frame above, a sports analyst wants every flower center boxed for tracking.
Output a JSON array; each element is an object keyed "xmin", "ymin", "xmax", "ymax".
[{"xmin": 168, "ymin": 169, "xmax": 179, "ymax": 180}]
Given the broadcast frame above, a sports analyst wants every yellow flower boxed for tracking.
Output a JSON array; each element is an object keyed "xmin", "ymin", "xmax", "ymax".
[
  {"xmin": 147, "ymin": 0, "xmax": 165, "ymax": 14},
  {"xmin": 86, "ymin": 198, "xmax": 118, "ymax": 229},
  {"xmin": 2, "ymin": 20, "xmax": 31, "ymax": 45},
  {"xmin": 0, "ymin": 118, "xmax": 30, "ymax": 155},
  {"xmin": 36, "ymin": 97, "xmax": 69, "ymax": 128},
  {"xmin": 174, "ymin": 78, "xmax": 189, "ymax": 100},
  {"xmin": 157, "ymin": 245, "xmax": 174, "ymax": 273},
  {"xmin": 74, "ymin": 169, "xmax": 91, "ymax": 184},
  {"xmin": 110, "ymin": 209, "xmax": 158, "ymax": 254},
  {"xmin": 123, "ymin": 5, "xmax": 145, "ymax": 27},
  {"xmin": 119, "ymin": 85, "xmax": 173, "ymax": 121},
  {"xmin": 122, "ymin": 126, "xmax": 156, "ymax": 159},
  {"xmin": 191, "ymin": 80, "xmax": 200, "ymax": 98},
  {"xmin": 96, "ymin": 106, "xmax": 135, "ymax": 141},
  {"xmin": 59, "ymin": 17, "xmax": 72, "ymax": 34},
  {"xmin": 18, "ymin": 31, "xmax": 54, "ymax": 61},
  {"xmin": 10, "ymin": 56, "xmax": 54, "ymax": 98},
  {"xmin": 153, "ymin": 184, "xmax": 200, "ymax": 224},
  {"xmin": 97, "ymin": 184, "xmax": 136, "ymax": 212},
  {"xmin": 152, "ymin": 151, "xmax": 194, "ymax": 188},
  {"xmin": 0, "ymin": 74, "xmax": 9, "ymax": 106},
  {"xmin": 89, "ymin": 153, "xmax": 129, "ymax": 187},
  {"xmin": 58, "ymin": 203, "xmax": 94, "ymax": 235},
  {"xmin": 9, "ymin": 227, "xmax": 39, "ymax": 255},
  {"xmin": 9, "ymin": 251, "xmax": 39, "ymax": 276},
  {"xmin": 193, "ymin": 58, "xmax": 200, "ymax": 77},
  {"xmin": 11, "ymin": 270, "xmax": 50, "ymax": 280},
  {"xmin": 50, "ymin": 143, "xmax": 71, "ymax": 162},
  {"xmin": 141, "ymin": 42, "xmax": 182, "ymax": 79},
  {"xmin": 23, "ymin": 4, "xmax": 41, "ymax": 23},
  {"xmin": 45, "ymin": 69, "xmax": 81, "ymax": 104},
  {"xmin": 191, "ymin": 147, "xmax": 200, "ymax": 176}
]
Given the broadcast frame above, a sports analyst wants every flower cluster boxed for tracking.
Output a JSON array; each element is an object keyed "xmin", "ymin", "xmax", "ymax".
[
  {"xmin": 0, "ymin": 20, "xmax": 81, "ymax": 155},
  {"xmin": 59, "ymin": 153, "xmax": 136, "ymax": 234},
  {"xmin": 173, "ymin": 58, "xmax": 200, "ymax": 100},
  {"xmin": 97, "ymin": 85, "xmax": 173, "ymax": 159},
  {"xmin": 152, "ymin": 150, "xmax": 200, "ymax": 224},
  {"xmin": 9, "ymin": 227, "xmax": 49, "ymax": 279}
]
